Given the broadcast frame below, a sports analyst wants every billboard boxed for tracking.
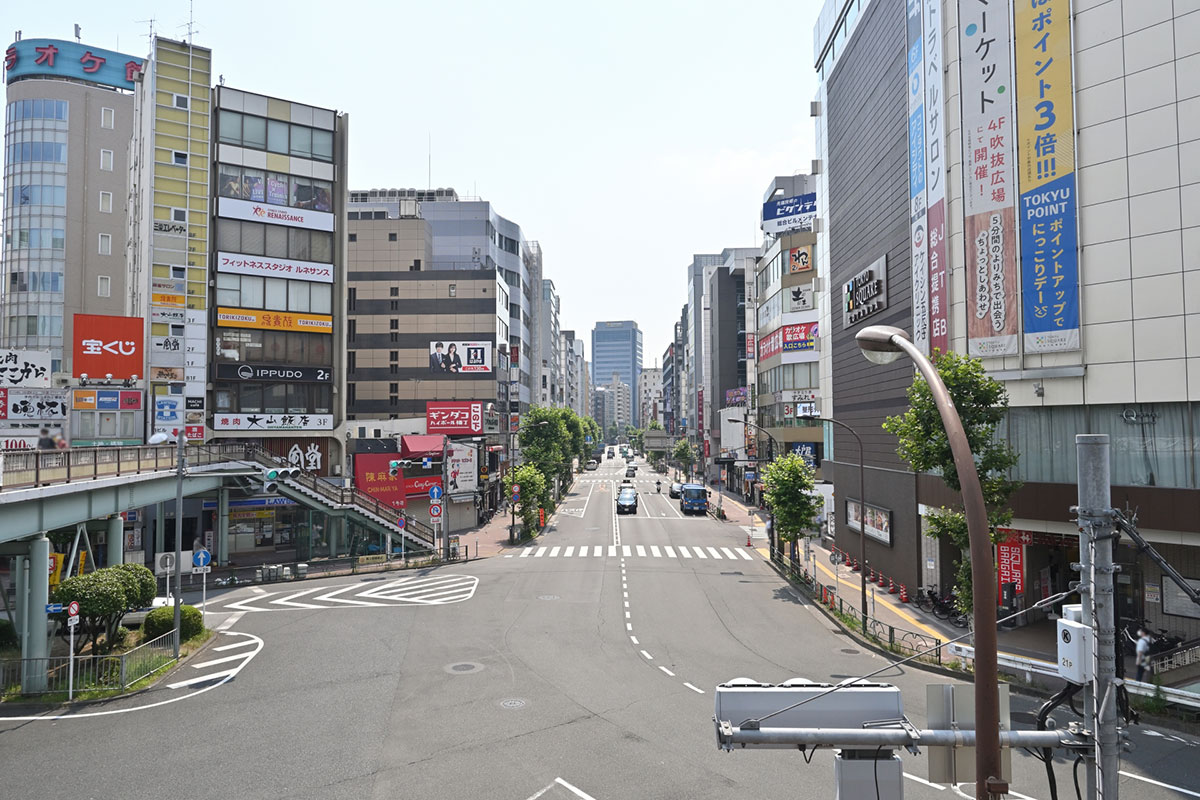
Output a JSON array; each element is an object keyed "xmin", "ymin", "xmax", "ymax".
[
  {"xmin": 0, "ymin": 349, "xmax": 51, "ymax": 387},
  {"xmin": 787, "ymin": 283, "xmax": 814, "ymax": 313},
  {"xmin": 4, "ymin": 39, "xmax": 144, "ymax": 91},
  {"xmin": 788, "ymin": 245, "xmax": 814, "ymax": 274},
  {"xmin": 427, "ymin": 401, "xmax": 484, "ymax": 435},
  {"xmin": 72, "ymin": 314, "xmax": 143, "ymax": 379},
  {"xmin": 429, "ymin": 341, "xmax": 492, "ymax": 374},
  {"xmin": 760, "ymin": 324, "xmax": 819, "ymax": 362},
  {"xmin": 217, "ymin": 252, "xmax": 333, "ymax": 283},
  {"xmin": 217, "ymin": 196, "xmax": 334, "ymax": 232},
  {"xmin": 724, "ymin": 387, "xmax": 749, "ymax": 406},
  {"xmin": 447, "ymin": 443, "xmax": 479, "ymax": 494},
  {"xmin": 906, "ymin": 0, "xmax": 930, "ymax": 355},
  {"xmin": 762, "ymin": 193, "xmax": 817, "ymax": 235},
  {"xmin": 354, "ymin": 453, "xmax": 407, "ymax": 510},
  {"xmin": 922, "ymin": 0, "xmax": 949, "ymax": 355},
  {"xmin": 216, "ymin": 308, "xmax": 333, "ymax": 333},
  {"xmin": 745, "ymin": 333, "xmax": 756, "ymax": 360},
  {"xmin": 1016, "ymin": 0, "xmax": 1080, "ymax": 353},
  {"xmin": 0, "ymin": 388, "xmax": 68, "ymax": 419},
  {"xmin": 959, "ymin": 0, "xmax": 1019, "ymax": 358},
  {"xmin": 847, "ymin": 498, "xmax": 892, "ymax": 546},
  {"xmin": 212, "ymin": 413, "xmax": 333, "ymax": 431}
]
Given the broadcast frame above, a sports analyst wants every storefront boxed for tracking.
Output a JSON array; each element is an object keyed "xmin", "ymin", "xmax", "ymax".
[{"xmin": 202, "ymin": 497, "xmax": 333, "ymax": 559}]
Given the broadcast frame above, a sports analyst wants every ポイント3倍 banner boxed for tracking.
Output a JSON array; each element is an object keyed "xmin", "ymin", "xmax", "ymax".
[
  {"xmin": 1015, "ymin": 0, "xmax": 1080, "ymax": 353},
  {"xmin": 959, "ymin": 0, "xmax": 1019, "ymax": 357}
]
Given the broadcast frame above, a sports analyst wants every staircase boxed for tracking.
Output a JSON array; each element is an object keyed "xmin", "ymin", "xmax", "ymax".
[{"xmin": 245, "ymin": 448, "xmax": 435, "ymax": 552}]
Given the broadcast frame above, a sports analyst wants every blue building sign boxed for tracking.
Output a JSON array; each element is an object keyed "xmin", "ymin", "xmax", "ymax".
[
  {"xmin": 789, "ymin": 442, "xmax": 822, "ymax": 467},
  {"xmin": 761, "ymin": 192, "xmax": 817, "ymax": 235},
  {"xmin": 5, "ymin": 39, "xmax": 145, "ymax": 91}
]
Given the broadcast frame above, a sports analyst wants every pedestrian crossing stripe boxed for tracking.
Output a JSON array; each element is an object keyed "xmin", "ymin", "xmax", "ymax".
[{"xmin": 512, "ymin": 544, "xmax": 754, "ymax": 561}]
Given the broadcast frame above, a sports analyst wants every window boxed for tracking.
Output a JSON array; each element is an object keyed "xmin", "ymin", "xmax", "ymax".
[
  {"xmin": 389, "ymin": 287, "xmax": 399, "ymax": 297},
  {"xmin": 171, "ymin": 207, "xmax": 186, "ymax": 223},
  {"xmin": 101, "ymin": 107, "xmax": 114, "ymax": 129},
  {"xmin": 411, "ymin": 259, "xmax": 421, "ymax": 271},
  {"xmin": 389, "ymin": 351, "xmax": 398, "ymax": 361},
  {"xmin": 98, "ymin": 233, "xmax": 112, "ymax": 255},
  {"xmin": 388, "ymin": 232, "xmax": 397, "ymax": 242},
  {"xmin": 348, "ymin": 319, "xmax": 356, "ymax": 341},
  {"xmin": 172, "ymin": 151, "xmax": 188, "ymax": 166},
  {"xmin": 219, "ymin": 110, "xmax": 242, "ymax": 144},
  {"xmin": 347, "ymin": 287, "xmax": 356, "ymax": 310},
  {"xmin": 390, "ymin": 363, "xmax": 398, "ymax": 374},
  {"xmin": 311, "ymin": 283, "xmax": 332, "ymax": 313},
  {"xmin": 97, "ymin": 276, "xmax": 111, "ymax": 297},
  {"xmin": 348, "ymin": 351, "xmax": 356, "ymax": 372},
  {"xmin": 99, "ymin": 191, "xmax": 112, "ymax": 213},
  {"xmin": 348, "ymin": 233, "xmax": 357, "ymax": 242},
  {"xmin": 389, "ymin": 319, "xmax": 399, "ymax": 330},
  {"xmin": 390, "ymin": 300, "xmax": 399, "ymax": 311},
  {"xmin": 289, "ymin": 125, "xmax": 312, "ymax": 159},
  {"xmin": 267, "ymin": 119, "xmax": 289, "ymax": 154},
  {"xmin": 312, "ymin": 129, "xmax": 333, "ymax": 161},
  {"xmin": 100, "ymin": 149, "xmax": 113, "ymax": 171},
  {"xmin": 242, "ymin": 115, "xmax": 266, "ymax": 149},
  {"xmin": 173, "ymin": 94, "xmax": 189, "ymax": 110},
  {"xmin": 448, "ymin": 284, "xmax": 457, "ymax": 297}
]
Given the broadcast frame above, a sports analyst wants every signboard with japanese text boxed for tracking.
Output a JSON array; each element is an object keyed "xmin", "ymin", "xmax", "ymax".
[
  {"xmin": 0, "ymin": 428, "xmax": 56, "ymax": 449},
  {"xmin": 907, "ymin": 0, "xmax": 931, "ymax": 355},
  {"xmin": 922, "ymin": 0, "xmax": 950, "ymax": 355},
  {"xmin": 997, "ymin": 539, "xmax": 1025, "ymax": 602},
  {"xmin": 71, "ymin": 389, "xmax": 141, "ymax": 411},
  {"xmin": 447, "ymin": 443, "xmax": 479, "ymax": 494},
  {"xmin": 724, "ymin": 387, "xmax": 749, "ymax": 406},
  {"xmin": 759, "ymin": 324, "xmax": 819, "ymax": 362},
  {"xmin": 842, "ymin": 257, "xmax": 889, "ymax": 328},
  {"xmin": 213, "ymin": 413, "xmax": 333, "ymax": 431},
  {"xmin": 745, "ymin": 333, "xmax": 755, "ymax": 361},
  {"xmin": 1015, "ymin": 0, "xmax": 1080, "ymax": 353},
  {"xmin": 427, "ymin": 401, "xmax": 484, "ymax": 435},
  {"xmin": 0, "ymin": 349, "xmax": 50, "ymax": 387},
  {"xmin": 216, "ymin": 363, "xmax": 331, "ymax": 382},
  {"xmin": 787, "ymin": 283, "xmax": 814, "ymax": 313},
  {"xmin": 218, "ymin": 197, "xmax": 334, "ymax": 232},
  {"xmin": 428, "ymin": 341, "xmax": 492, "ymax": 374},
  {"xmin": 789, "ymin": 441, "xmax": 821, "ymax": 466},
  {"xmin": 788, "ymin": 245, "xmax": 814, "ymax": 274},
  {"xmin": 847, "ymin": 498, "xmax": 892, "ymax": 546},
  {"xmin": 354, "ymin": 453, "xmax": 406, "ymax": 510},
  {"xmin": 217, "ymin": 251, "xmax": 334, "ymax": 284},
  {"xmin": 4, "ymin": 39, "xmax": 144, "ymax": 91},
  {"xmin": 960, "ymin": 0, "xmax": 1019, "ymax": 357},
  {"xmin": 0, "ymin": 388, "xmax": 68, "ymax": 420},
  {"xmin": 761, "ymin": 192, "xmax": 817, "ymax": 235},
  {"xmin": 72, "ymin": 314, "xmax": 143, "ymax": 379},
  {"xmin": 216, "ymin": 308, "xmax": 333, "ymax": 334}
]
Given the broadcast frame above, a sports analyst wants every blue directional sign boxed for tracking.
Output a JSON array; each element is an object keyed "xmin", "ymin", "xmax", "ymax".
[
  {"xmin": 192, "ymin": 549, "xmax": 212, "ymax": 568},
  {"xmin": 422, "ymin": 457, "xmax": 432, "ymax": 469},
  {"xmin": 585, "ymin": 435, "xmax": 593, "ymax": 444},
  {"xmin": 45, "ymin": 603, "xmax": 63, "ymax": 614},
  {"xmin": 428, "ymin": 485, "xmax": 443, "ymax": 500}
]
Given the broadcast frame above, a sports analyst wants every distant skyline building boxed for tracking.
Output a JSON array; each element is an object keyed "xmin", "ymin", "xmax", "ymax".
[{"xmin": 591, "ymin": 320, "xmax": 642, "ymax": 421}]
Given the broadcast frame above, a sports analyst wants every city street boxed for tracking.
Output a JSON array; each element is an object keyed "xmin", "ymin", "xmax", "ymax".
[{"xmin": 2, "ymin": 459, "xmax": 1196, "ymax": 800}]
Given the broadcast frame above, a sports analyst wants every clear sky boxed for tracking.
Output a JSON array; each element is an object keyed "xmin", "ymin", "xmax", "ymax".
[{"xmin": 7, "ymin": 0, "xmax": 822, "ymax": 364}]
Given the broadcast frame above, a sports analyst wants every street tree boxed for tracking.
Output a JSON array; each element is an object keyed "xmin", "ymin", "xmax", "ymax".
[
  {"xmin": 51, "ymin": 564, "xmax": 155, "ymax": 653},
  {"xmin": 520, "ymin": 406, "xmax": 568, "ymax": 494},
  {"xmin": 504, "ymin": 463, "xmax": 548, "ymax": 533},
  {"xmin": 882, "ymin": 350, "xmax": 1020, "ymax": 612},
  {"xmin": 760, "ymin": 452, "xmax": 822, "ymax": 542},
  {"xmin": 672, "ymin": 439, "xmax": 696, "ymax": 480}
]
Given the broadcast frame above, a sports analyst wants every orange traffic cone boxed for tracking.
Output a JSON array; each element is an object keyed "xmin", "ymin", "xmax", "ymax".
[
  {"xmin": 888, "ymin": 578, "xmax": 897, "ymax": 594},
  {"xmin": 746, "ymin": 532, "xmax": 752, "ymax": 547},
  {"xmin": 899, "ymin": 584, "xmax": 910, "ymax": 603}
]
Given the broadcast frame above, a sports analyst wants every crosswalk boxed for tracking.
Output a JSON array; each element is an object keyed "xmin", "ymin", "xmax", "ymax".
[
  {"xmin": 214, "ymin": 574, "xmax": 479, "ymax": 613},
  {"xmin": 511, "ymin": 544, "xmax": 755, "ymax": 561}
]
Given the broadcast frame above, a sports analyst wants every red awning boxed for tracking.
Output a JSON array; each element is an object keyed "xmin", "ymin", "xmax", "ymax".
[{"xmin": 400, "ymin": 434, "xmax": 444, "ymax": 459}]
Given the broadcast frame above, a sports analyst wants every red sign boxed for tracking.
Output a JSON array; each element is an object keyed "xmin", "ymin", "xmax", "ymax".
[
  {"xmin": 759, "ymin": 323, "xmax": 818, "ymax": 360},
  {"xmin": 403, "ymin": 475, "xmax": 442, "ymax": 496},
  {"xmin": 997, "ymin": 541, "xmax": 1024, "ymax": 602},
  {"xmin": 745, "ymin": 333, "xmax": 756, "ymax": 360},
  {"xmin": 354, "ymin": 453, "xmax": 407, "ymax": 510},
  {"xmin": 427, "ymin": 401, "xmax": 483, "ymax": 435},
  {"xmin": 73, "ymin": 314, "xmax": 143, "ymax": 379}
]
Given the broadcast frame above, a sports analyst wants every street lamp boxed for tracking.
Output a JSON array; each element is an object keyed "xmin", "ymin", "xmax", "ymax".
[
  {"xmin": 509, "ymin": 420, "xmax": 549, "ymax": 545},
  {"xmin": 148, "ymin": 428, "xmax": 185, "ymax": 659},
  {"xmin": 855, "ymin": 324, "xmax": 1004, "ymax": 800},
  {"xmin": 726, "ymin": 418, "xmax": 780, "ymax": 552},
  {"xmin": 798, "ymin": 414, "xmax": 867, "ymax": 629}
]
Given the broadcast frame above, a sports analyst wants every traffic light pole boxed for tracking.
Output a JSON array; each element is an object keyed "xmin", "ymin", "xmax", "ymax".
[
  {"xmin": 172, "ymin": 432, "xmax": 184, "ymax": 658},
  {"xmin": 441, "ymin": 435, "xmax": 449, "ymax": 561}
]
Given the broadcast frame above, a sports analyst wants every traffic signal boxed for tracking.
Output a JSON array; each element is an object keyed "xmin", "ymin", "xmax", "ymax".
[
  {"xmin": 260, "ymin": 466, "xmax": 300, "ymax": 493},
  {"xmin": 389, "ymin": 460, "xmax": 402, "ymax": 477}
]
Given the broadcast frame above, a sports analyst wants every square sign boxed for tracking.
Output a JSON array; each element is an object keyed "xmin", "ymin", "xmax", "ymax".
[{"xmin": 423, "ymin": 457, "xmax": 432, "ymax": 469}]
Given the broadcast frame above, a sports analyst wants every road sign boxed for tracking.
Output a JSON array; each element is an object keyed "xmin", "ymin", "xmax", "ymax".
[
  {"xmin": 193, "ymin": 549, "xmax": 211, "ymax": 568},
  {"xmin": 423, "ymin": 457, "xmax": 432, "ymax": 469},
  {"xmin": 396, "ymin": 517, "xmax": 406, "ymax": 529},
  {"xmin": 67, "ymin": 615, "xmax": 79, "ymax": 628},
  {"xmin": 67, "ymin": 600, "xmax": 80, "ymax": 617},
  {"xmin": 585, "ymin": 435, "xmax": 593, "ymax": 444},
  {"xmin": 192, "ymin": 565, "xmax": 211, "ymax": 574},
  {"xmin": 429, "ymin": 485, "xmax": 443, "ymax": 500},
  {"xmin": 45, "ymin": 603, "xmax": 62, "ymax": 614},
  {"xmin": 429, "ymin": 503, "xmax": 443, "ymax": 518},
  {"xmin": 513, "ymin": 483, "xmax": 520, "ymax": 493}
]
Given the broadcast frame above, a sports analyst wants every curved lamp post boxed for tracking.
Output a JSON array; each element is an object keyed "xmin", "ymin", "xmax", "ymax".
[
  {"xmin": 798, "ymin": 414, "xmax": 867, "ymax": 628},
  {"xmin": 855, "ymin": 324, "xmax": 1004, "ymax": 800}
]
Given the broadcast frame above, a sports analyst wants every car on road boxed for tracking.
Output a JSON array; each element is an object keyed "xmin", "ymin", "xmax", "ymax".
[
  {"xmin": 668, "ymin": 482, "xmax": 682, "ymax": 498},
  {"xmin": 616, "ymin": 487, "xmax": 638, "ymax": 514},
  {"xmin": 586, "ymin": 459, "xmax": 598, "ymax": 470},
  {"xmin": 625, "ymin": 466, "xmax": 637, "ymax": 477},
  {"xmin": 679, "ymin": 483, "xmax": 709, "ymax": 515}
]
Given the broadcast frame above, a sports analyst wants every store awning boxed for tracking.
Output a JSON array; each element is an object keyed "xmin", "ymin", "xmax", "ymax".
[{"xmin": 400, "ymin": 434, "xmax": 444, "ymax": 459}]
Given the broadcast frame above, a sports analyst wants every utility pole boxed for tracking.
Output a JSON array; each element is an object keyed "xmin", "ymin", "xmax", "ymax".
[
  {"xmin": 441, "ymin": 434, "xmax": 449, "ymax": 561},
  {"xmin": 1075, "ymin": 434, "xmax": 1119, "ymax": 800}
]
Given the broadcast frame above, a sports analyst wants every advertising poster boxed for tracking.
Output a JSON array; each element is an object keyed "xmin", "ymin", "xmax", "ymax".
[
  {"xmin": 427, "ymin": 401, "xmax": 484, "ymax": 435},
  {"xmin": 960, "ymin": 0, "xmax": 1019, "ymax": 357},
  {"xmin": 761, "ymin": 193, "xmax": 817, "ymax": 235},
  {"xmin": 781, "ymin": 322, "xmax": 819, "ymax": 353},
  {"xmin": 1015, "ymin": 0, "xmax": 1080, "ymax": 352},
  {"xmin": 72, "ymin": 314, "xmax": 144, "ymax": 379},
  {"xmin": 216, "ymin": 308, "xmax": 333, "ymax": 333},
  {"xmin": 907, "ymin": 0, "xmax": 930, "ymax": 355},
  {"xmin": 847, "ymin": 499, "xmax": 893, "ymax": 546},
  {"xmin": 1, "ymin": 388, "xmax": 68, "ymax": 419},
  {"xmin": 447, "ymin": 443, "xmax": 479, "ymax": 494},
  {"xmin": 922, "ymin": 0, "xmax": 949, "ymax": 354},
  {"xmin": 745, "ymin": 333, "xmax": 756, "ymax": 360},
  {"xmin": 0, "ymin": 349, "xmax": 51, "ymax": 387},
  {"xmin": 788, "ymin": 245, "xmax": 814, "ymax": 274},
  {"xmin": 997, "ymin": 539, "xmax": 1025, "ymax": 602},
  {"xmin": 353, "ymin": 453, "xmax": 407, "ymax": 510},
  {"xmin": 429, "ymin": 341, "xmax": 492, "ymax": 374}
]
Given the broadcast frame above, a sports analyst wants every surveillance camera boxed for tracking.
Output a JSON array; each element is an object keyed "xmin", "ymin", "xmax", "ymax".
[{"xmin": 81, "ymin": 373, "xmax": 88, "ymax": 380}]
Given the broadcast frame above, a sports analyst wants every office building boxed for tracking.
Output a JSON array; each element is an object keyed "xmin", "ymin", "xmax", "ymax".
[
  {"xmin": 591, "ymin": 320, "xmax": 642, "ymax": 421},
  {"xmin": 637, "ymin": 367, "xmax": 662, "ymax": 430},
  {"xmin": 537, "ymin": 279, "xmax": 561, "ymax": 406}
]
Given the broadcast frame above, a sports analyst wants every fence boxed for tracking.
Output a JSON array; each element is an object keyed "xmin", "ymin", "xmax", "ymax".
[
  {"xmin": 0, "ymin": 629, "xmax": 177, "ymax": 697},
  {"xmin": 771, "ymin": 545, "xmax": 943, "ymax": 664},
  {"xmin": 0, "ymin": 442, "xmax": 252, "ymax": 491}
]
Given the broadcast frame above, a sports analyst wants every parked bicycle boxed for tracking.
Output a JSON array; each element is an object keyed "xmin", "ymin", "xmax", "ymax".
[{"xmin": 1120, "ymin": 619, "xmax": 1184, "ymax": 656}]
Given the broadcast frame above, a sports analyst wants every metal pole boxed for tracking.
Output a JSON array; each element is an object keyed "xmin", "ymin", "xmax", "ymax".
[
  {"xmin": 173, "ymin": 432, "xmax": 184, "ymax": 658},
  {"xmin": 892, "ymin": 335, "xmax": 1004, "ymax": 800},
  {"xmin": 1077, "ymin": 434, "xmax": 1117, "ymax": 800},
  {"xmin": 806, "ymin": 416, "xmax": 868, "ymax": 628},
  {"xmin": 441, "ymin": 434, "xmax": 449, "ymax": 560}
]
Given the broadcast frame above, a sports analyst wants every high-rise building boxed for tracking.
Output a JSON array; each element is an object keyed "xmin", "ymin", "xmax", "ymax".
[
  {"xmin": 2, "ymin": 37, "xmax": 144, "ymax": 377},
  {"xmin": 561, "ymin": 329, "xmax": 588, "ymax": 417},
  {"xmin": 705, "ymin": 248, "xmax": 756, "ymax": 471},
  {"xmin": 661, "ymin": 341, "xmax": 676, "ymax": 435},
  {"xmin": 591, "ymin": 320, "xmax": 642, "ymax": 421},
  {"xmin": 637, "ymin": 367, "xmax": 662, "ymax": 430},
  {"xmin": 537, "ymin": 279, "xmax": 561, "ymax": 406}
]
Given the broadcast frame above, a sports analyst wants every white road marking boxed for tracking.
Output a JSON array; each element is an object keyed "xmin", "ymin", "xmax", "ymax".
[
  {"xmin": 213, "ymin": 639, "xmax": 256, "ymax": 652},
  {"xmin": 520, "ymin": 548, "xmax": 533, "ymax": 557},
  {"xmin": 625, "ymin": 611, "xmax": 631, "ymax": 618},
  {"xmin": 636, "ymin": 545, "xmax": 647, "ymax": 557},
  {"xmin": 640, "ymin": 650, "xmax": 653, "ymax": 660},
  {"xmin": 623, "ymin": 591, "xmax": 628, "ymax": 598},
  {"xmin": 694, "ymin": 547, "xmax": 708, "ymax": 559},
  {"xmin": 623, "ymin": 545, "xmax": 632, "ymax": 557},
  {"xmin": 719, "ymin": 547, "xmax": 739, "ymax": 560},
  {"xmin": 659, "ymin": 666, "xmax": 675, "ymax": 677},
  {"xmin": 534, "ymin": 547, "xmax": 547, "ymax": 557},
  {"xmin": 215, "ymin": 611, "xmax": 245, "ymax": 631},
  {"xmin": 595, "ymin": 546, "xmax": 604, "ymax": 557},
  {"xmin": 650, "ymin": 545, "xmax": 662, "ymax": 558},
  {"xmin": 1119, "ymin": 770, "xmax": 1200, "ymax": 798},
  {"xmin": 678, "ymin": 546, "xmax": 693, "ymax": 558},
  {"xmin": 664, "ymin": 546, "xmax": 676, "ymax": 558},
  {"xmin": 630, "ymin": 635, "xmax": 639, "ymax": 644},
  {"xmin": 736, "ymin": 548, "xmax": 753, "ymax": 560},
  {"xmin": 251, "ymin": 587, "xmax": 267, "ymax": 595},
  {"xmin": 607, "ymin": 545, "xmax": 616, "ymax": 557},
  {"xmin": 270, "ymin": 587, "xmax": 326, "ymax": 609},
  {"xmin": 706, "ymin": 547, "xmax": 723, "ymax": 559},
  {"xmin": 624, "ymin": 601, "xmax": 629, "ymax": 608},
  {"xmin": 315, "ymin": 584, "xmax": 384, "ymax": 606},
  {"xmin": 554, "ymin": 777, "xmax": 599, "ymax": 800},
  {"xmin": 903, "ymin": 773, "xmax": 945, "ymax": 791},
  {"xmin": 167, "ymin": 668, "xmax": 238, "ymax": 688},
  {"xmin": 505, "ymin": 554, "xmax": 514, "ymax": 558},
  {"xmin": 189, "ymin": 653, "xmax": 253, "ymax": 670},
  {"xmin": 223, "ymin": 593, "xmax": 279, "ymax": 612},
  {"xmin": 564, "ymin": 546, "xmax": 574, "ymax": 557},
  {"xmin": 626, "ymin": 623, "xmax": 633, "ymax": 631},
  {"xmin": 549, "ymin": 547, "xmax": 561, "ymax": 558},
  {"xmin": 683, "ymin": 682, "xmax": 705, "ymax": 694}
]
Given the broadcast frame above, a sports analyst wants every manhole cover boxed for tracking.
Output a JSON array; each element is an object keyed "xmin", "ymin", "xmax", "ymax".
[
  {"xmin": 840, "ymin": 648, "xmax": 861, "ymax": 655},
  {"xmin": 500, "ymin": 698, "xmax": 527, "ymax": 709},
  {"xmin": 537, "ymin": 594, "xmax": 559, "ymax": 601},
  {"xmin": 444, "ymin": 662, "xmax": 484, "ymax": 674}
]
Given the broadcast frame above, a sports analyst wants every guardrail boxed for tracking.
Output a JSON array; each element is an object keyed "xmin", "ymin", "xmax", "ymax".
[
  {"xmin": 1150, "ymin": 639, "xmax": 1200, "ymax": 674},
  {"xmin": 0, "ymin": 629, "xmax": 178, "ymax": 696},
  {"xmin": 0, "ymin": 442, "xmax": 254, "ymax": 491}
]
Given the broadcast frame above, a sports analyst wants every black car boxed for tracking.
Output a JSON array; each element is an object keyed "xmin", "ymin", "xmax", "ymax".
[
  {"xmin": 668, "ymin": 482, "xmax": 682, "ymax": 498},
  {"xmin": 625, "ymin": 466, "xmax": 636, "ymax": 478},
  {"xmin": 616, "ymin": 487, "xmax": 638, "ymax": 514}
]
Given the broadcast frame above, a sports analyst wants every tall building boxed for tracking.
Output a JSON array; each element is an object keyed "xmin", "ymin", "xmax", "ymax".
[
  {"xmin": 637, "ymin": 367, "xmax": 662, "ymax": 430},
  {"xmin": 684, "ymin": 255, "xmax": 722, "ymax": 451},
  {"xmin": 2, "ymin": 37, "xmax": 143, "ymax": 378},
  {"xmin": 606, "ymin": 371, "xmax": 632, "ymax": 432},
  {"xmin": 705, "ymin": 248, "xmax": 756, "ymax": 472},
  {"xmin": 814, "ymin": 0, "xmax": 1200, "ymax": 640},
  {"xmin": 661, "ymin": 341, "xmax": 676, "ymax": 435},
  {"xmin": 561, "ymin": 329, "xmax": 588, "ymax": 417},
  {"xmin": 537, "ymin": 279, "xmax": 561, "ymax": 406},
  {"xmin": 591, "ymin": 320, "xmax": 642, "ymax": 421}
]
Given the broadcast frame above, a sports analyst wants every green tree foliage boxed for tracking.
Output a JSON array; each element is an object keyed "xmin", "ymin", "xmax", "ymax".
[
  {"xmin": 521, "ymin": 406, "xmax": 569, "ymax": 486},
  {"xmin": 761, "ymin": 452, "xmax": 822, "ymax": 543},
  {"xmin": 882, "ymin": 351, "xmax": 1021, "ymax": 612},
  {"xmin": 672, "ymin": 439, "xmax": 696, "ymax": 478},
  {"xmin": 144, "ymin": 604, "xmax": 204, "ymax": 641},
  {"xmin": 647, "ymin": 419, "xmax": 664, "ymax": 431},
  {"xmin": 505, "ymin": 464, "xmax": 548, "ymax": 533},
  {"xmin": 112, "ymin": 564, "xmax": 156, "ymax": 610},
  {"xmin": 628, "ymin": 426, "xmax": 645, "ymax": 454},
  {"xmin": 51, "ymin": 569, "xmax": 130, "ymax": 654}
]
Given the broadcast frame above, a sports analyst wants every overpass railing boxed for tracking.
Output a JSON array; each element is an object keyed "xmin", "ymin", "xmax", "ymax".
[{"xmin": 0, "ymin": 443, "xmax": 253, "ymax": 491}]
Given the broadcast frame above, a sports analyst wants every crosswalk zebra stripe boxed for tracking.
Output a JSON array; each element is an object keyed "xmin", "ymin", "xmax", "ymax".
[
  {"xmin": 678, "ymin": 546, "xmax": 693, "ymax": 558},
  {"xmin": 706, "ymin": 547, "xmax": 723, "ymax": 559},
  {"xmin": 664, "ymin": 546, "xmax": 676, "ymax": 558},
  {"xmin": 564, "ymin": 546, "xmax": 574, "ymax": 557},
  {"xmin": 595, "ymin": 546, "xmax": 604, "ymax": 557},
  {"xmin": 693, "ymin": 547, "xmax": 708, "ymax": 558},
  {"xmin": 549, "ymin": 547, "xmax": 561, "ymax": 557},
  {"xmin": 534, "ymin": 547, "xmax": 547, "ymax": 557},
  {"xmin": 622, "ymin": 545, "xmax": 632, "ymax": 557},
  {"xmin": 719, "ymin": 547, "xmax": 739, "ymax": 560},
  {"xmin": 736, "ymin": 548, "xmax": 753, "ymax": 560},
  {"xmin": 520, "ymin": 548, "xmax": 533, "ymax": 557},
  {"xmin": 635, "ymin": 545, "xmax": 646, "ymax": 557},
  {"xmin": 650, "ymin": 545, "xmax": 661, "ymax": 558}
]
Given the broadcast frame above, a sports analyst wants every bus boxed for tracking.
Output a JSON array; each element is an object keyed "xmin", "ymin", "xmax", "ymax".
[{"xmin": 679, "ymin": 484, "xmax": 709, "ymax": 515}]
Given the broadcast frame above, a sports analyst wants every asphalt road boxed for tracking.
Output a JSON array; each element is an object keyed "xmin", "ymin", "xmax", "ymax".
[{"xmin": 1, "ymin": 457, "xmax": 1196, "ymax": 799}]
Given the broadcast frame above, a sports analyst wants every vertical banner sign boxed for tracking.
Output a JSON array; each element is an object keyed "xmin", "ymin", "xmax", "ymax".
[
  {"xmin": 923, "ymin": 0, "xmax": 949, "ymax": 354},
  {"xmin": 906, "ymin": 0, "xmax": 931, "ymax": 355},
  {"xmin": 1015, "ymin": 0, "xmax": 1080, "ymax": 352},
  {"xmin": 997, "ymin": 539, "xmax": 1025, "ymax": 603},
  {"xmin": 959, "ymin": 0, "xmax": 1019, "ymax": 357}
]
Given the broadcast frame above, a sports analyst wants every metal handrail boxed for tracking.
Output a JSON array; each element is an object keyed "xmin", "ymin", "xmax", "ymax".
[{"xmin": 0, "ymin": 442, "xmax": 254, "ymax": 492}]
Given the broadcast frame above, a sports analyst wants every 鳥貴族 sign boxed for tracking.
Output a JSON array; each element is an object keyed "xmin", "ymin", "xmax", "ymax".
[{"xmin": 426, "ymin": 401, "xmax": 484, "ymax": 435}]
